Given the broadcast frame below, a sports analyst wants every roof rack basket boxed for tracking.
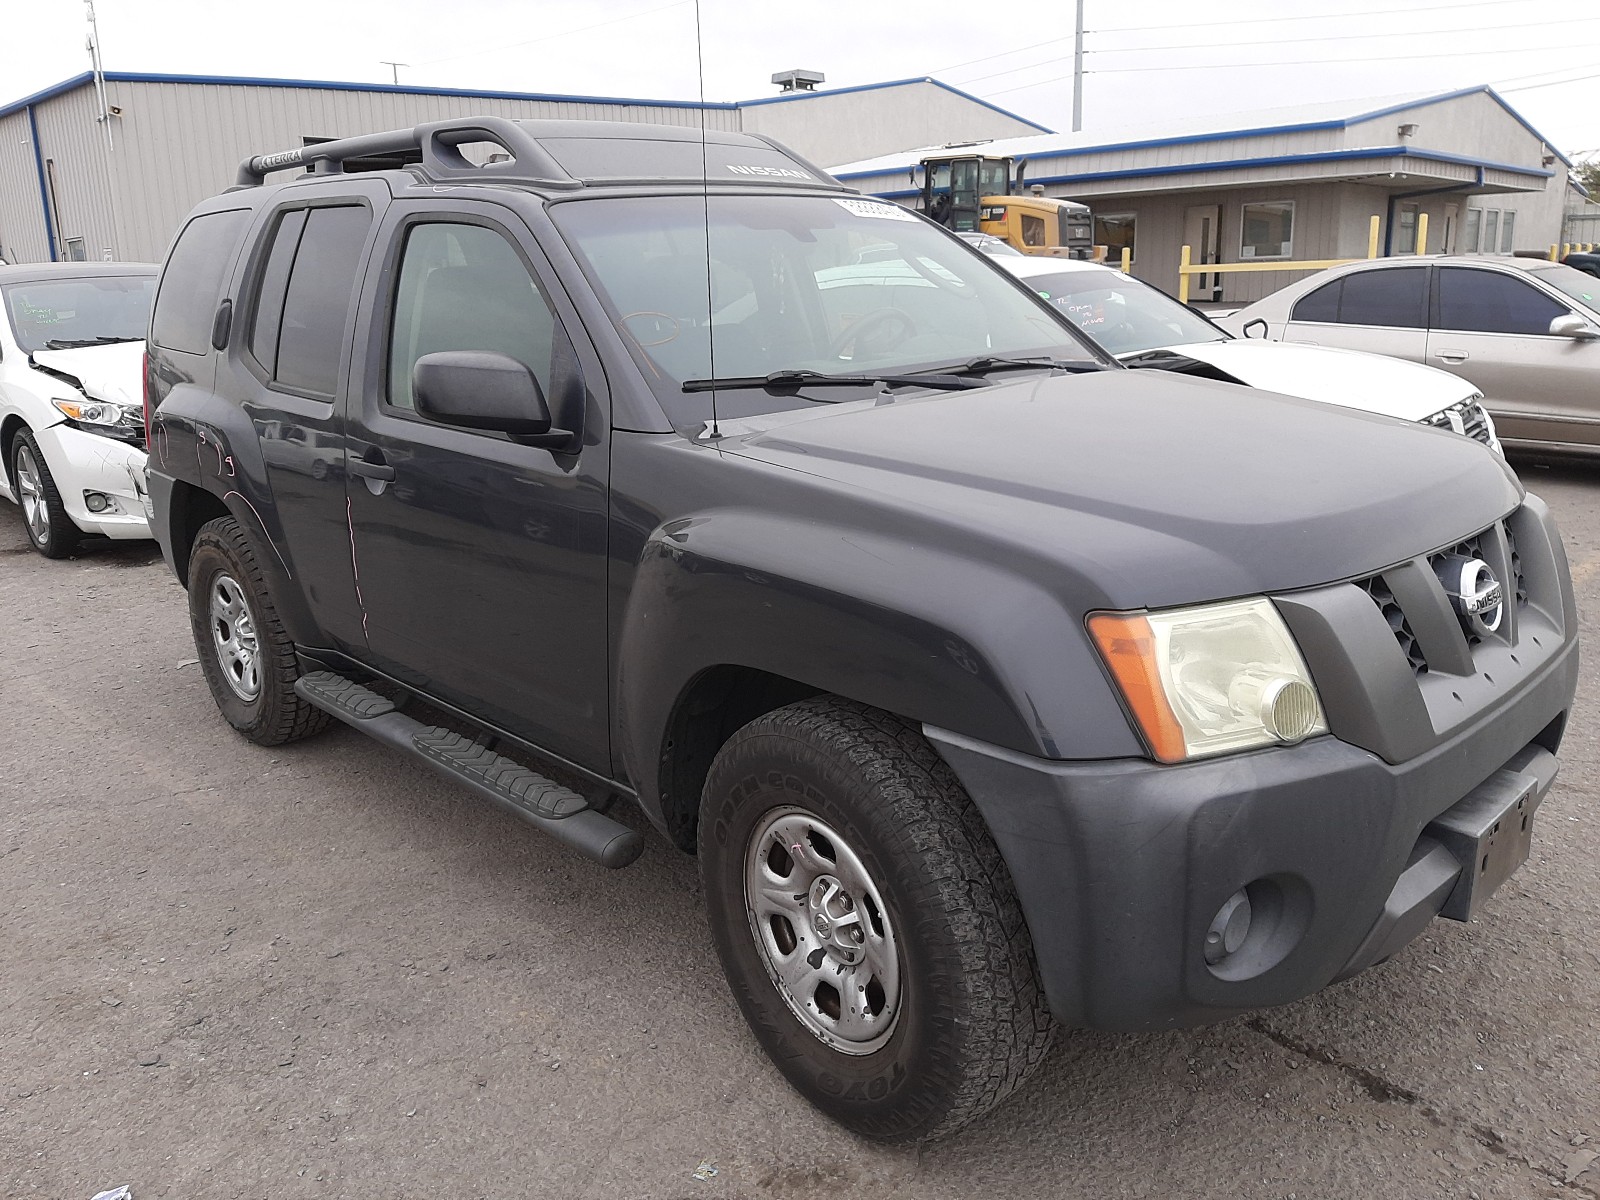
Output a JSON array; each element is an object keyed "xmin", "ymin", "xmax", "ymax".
[{"xmin": 233, "ymin": 115, "xmax": 581, "ymax": 190}]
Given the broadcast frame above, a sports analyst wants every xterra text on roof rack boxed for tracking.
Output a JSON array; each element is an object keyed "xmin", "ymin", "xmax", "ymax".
[{"xmin": 145, "ymin": 116, "xmax": 1578, "ymax": 1142}]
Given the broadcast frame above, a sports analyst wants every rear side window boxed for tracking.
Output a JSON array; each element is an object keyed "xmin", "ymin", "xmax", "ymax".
[
  {"xmin": 1338, "ymin": 267, "xmax": 1425, "ymax": 327},
  {"xmin": 1436, "ymin": 267, "xmax": 1569, "ymax": 336},
  {"xmin": 249, "ymin": 204, "xmax": 373, "ymax": 397},
  {"xmin": 1291, "ymin": 280, "xmax": 1340, "ymax": 323},
  {"xmin": 151, "ymin": 209, "xmax": 250, "ymax": 353}
]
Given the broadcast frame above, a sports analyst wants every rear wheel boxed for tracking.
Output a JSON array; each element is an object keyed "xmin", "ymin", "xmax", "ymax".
[
  {"xmin": 699, "ymin": 697, "xmax": 1053, "ymax": 1142},
  {"xmin": 11, "ymin": 429, "xmax": 81, "ymax": 559},
  {"xmin": 187, "ymin": 515, "xmax": 331, "ymax": 746}
]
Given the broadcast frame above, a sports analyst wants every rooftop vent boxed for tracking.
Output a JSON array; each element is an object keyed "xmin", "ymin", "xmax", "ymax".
[{"xmin": 772, "ymin": 69, "xmax": 825, "ymax": 93}]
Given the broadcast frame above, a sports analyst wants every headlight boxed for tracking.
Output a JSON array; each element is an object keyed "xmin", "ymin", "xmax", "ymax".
[
  {"xmin": 51, "ymin": 397, "xmax": 140, "ymax": 429},
  {"xmin": 1089, "ymin": 597, "xmax": 1328, "ymax": 763}
]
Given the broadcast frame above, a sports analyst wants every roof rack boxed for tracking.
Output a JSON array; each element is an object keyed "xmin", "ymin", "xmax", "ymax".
[{"xmin": 233, "ymin": 115, "xmax": 581, "ymax": 189}]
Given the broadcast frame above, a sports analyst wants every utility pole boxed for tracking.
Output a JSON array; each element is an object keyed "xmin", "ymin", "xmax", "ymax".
[
  {"xmin": 381, "ymin": 61, "xmax": 408, "ymax": 85},
  {"xmin": 85, "ymin": 0, "xmax": 124, "ymax": 260},
  {"xmin": 1072, "ymin": 0, "xmax": 1085, "ymax": 132}
]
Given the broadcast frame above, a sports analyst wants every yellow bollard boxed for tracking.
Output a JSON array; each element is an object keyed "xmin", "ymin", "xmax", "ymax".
[
  {"xmin": 1416, "ymin": 212, "xmax": 1429, "ymax": 256},
  {"xmin": 1562, "ymin": 243, "xmax": 1571, "ymax": 259},
  {"xmin": 1120, "ymin": 246, "xmax": 1132, "ymax": 274},
  {"xmin": 1178, "ymin": 244, "xmax": 1192, "ymax": 305},
  {"xmin": 1368, "ymin": 215, "xmax": 1380, "ymax": 258},
  {"xmin": 1551, "ymin": 244, "xmax": 1560, "ymax": 261}
]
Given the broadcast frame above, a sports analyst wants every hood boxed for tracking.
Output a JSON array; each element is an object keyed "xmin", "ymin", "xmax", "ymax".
[
  {"xmin": 29, "ymin": 341, "xmax": 145, "ymax": 407},
  {"xmin": 1153, "ymin": 339, "xmax": 1475, "ymax": 421},
  {"xmin": 720, "ymin": 370, "xmax": 1520, "ymax": 611}
]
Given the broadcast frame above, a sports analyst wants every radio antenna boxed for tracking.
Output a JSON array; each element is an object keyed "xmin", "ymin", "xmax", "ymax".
[{"xmin": 693, "ymin": 0, "xmax": 721, "ymax": 439}]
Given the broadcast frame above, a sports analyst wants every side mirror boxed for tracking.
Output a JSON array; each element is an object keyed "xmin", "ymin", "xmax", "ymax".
[
  {"xmin": 1242, "ymin": 318, "xmax": 1269, "ymax": 340},
  {"xmin": 413, "ymin": 350, "xmax": 578, "ymax": 450},
  {"xmin": 1549, "ymin": 313, "xmax": 1600, "ymax": 340}
]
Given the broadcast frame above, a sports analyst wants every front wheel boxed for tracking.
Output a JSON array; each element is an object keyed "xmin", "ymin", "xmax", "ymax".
[
  {"xmin": 11, "ymin": 429, "xmax": 81, "ymax": 559},
  {"xmin": 699, "ymin": 697, "xmax": 1053, "ymax": 1142},
  {"xmin": 186, "ymin": 515, "xmax": 331, "ymax": 746}
]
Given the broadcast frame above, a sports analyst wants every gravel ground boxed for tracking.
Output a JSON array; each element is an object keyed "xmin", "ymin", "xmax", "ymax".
[{"xmin": 2, "ymin": 458, "xmax": 1597, "ymax": 1200}]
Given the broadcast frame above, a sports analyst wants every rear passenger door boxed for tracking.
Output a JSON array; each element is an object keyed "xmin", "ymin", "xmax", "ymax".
[
  {"xmin": 222, "ymin": 183, "xmax": 389, "ymax": 652},
  {"xmin": 1427, "ymin": 265, "xmax": 1600, "ymax": 446},
  {"xmin": 341, "ymin": 201, "xmax": 612, "ymax": 772},
  {"xmin": 1281, "ymin": 265, "xmax": 1429, "ymax": 364}
]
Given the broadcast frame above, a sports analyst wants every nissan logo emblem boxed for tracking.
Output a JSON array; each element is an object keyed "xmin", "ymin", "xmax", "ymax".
[{"xmin": 1434, "ymin": 554, "xmax": 1503, "ymax": 637}]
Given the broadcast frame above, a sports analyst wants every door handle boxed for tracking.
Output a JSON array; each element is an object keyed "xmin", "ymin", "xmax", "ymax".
[
  {"xmin": 1435, "ymin": 350, "xmax": 1469, "ymax": 364},
  {"xmin": 349, "ymin": 459, "xmax": 396, "ymax": 482}
]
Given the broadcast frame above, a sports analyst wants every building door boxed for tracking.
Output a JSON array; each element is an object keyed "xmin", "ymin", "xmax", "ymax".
[{"xmin": 1183, "ymin": 205, "xmax": 1221, "ymax": 300}]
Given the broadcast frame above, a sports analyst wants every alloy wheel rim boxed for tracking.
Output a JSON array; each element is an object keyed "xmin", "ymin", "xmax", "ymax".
[
  {"xmin": 743, "ymin": 806, "xmax": 902, "ymax": 1055},
  {"xmin": 209, "ymin": 573, "xmax": 262, "ymax": 701},
  {"xmin": 15, "ymin": 445, "xmax": 49, "ymax": 546}
]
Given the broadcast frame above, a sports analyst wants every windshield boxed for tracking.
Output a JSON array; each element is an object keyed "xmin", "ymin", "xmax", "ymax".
[
  {"xmin": 549, "ymin": 194, "xmax": 1109, "ymax": 427},
  {"xmin": 1527, "ymin": 263, "xmax": 1600, "ymax": 316},
  {"xmin": 1017, "ymin": 268, "xmax": 1227, "ymax": 356},
  {"xmin": 2, "ymin": 275, "xmax": 155, "ymax": 354}
]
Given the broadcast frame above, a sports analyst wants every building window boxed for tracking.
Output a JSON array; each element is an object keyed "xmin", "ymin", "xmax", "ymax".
[
  {"xmin": 1501, "ymin": 211, "xmax": 1516, "ymax": 254},
  {"xmin": 1483, "ymin": 210, "xmax": 1500, "ymax": 256},
  {"xmin": 1464, "ymin": 208, "xmax": 1482, "ymax": 254},
  {"xmin": 1094, "ymin": 213, "xmax": 1136, "ymax": 263},
  {"xmin": 1240, "ymin": 201, "xmax": 1294, "ymax": 260},
  {"xmin": 63, "ymin": 237, "xmax": 87, "ymax": 262}
]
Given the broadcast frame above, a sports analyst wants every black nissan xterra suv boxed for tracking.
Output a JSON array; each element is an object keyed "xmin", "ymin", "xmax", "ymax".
[{"xmin": 146, "ymin": 117, "xmax": 1579, "ymax": 1143}]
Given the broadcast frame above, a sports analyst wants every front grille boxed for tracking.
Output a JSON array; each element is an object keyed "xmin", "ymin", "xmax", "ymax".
[
  {"xmin": 1425, "ymin": 399, "xmax": 1494, "ymax": 448},
  {"xmin": 1356, "ymin": 518, "xmax": 1524, "ymax": 675}
]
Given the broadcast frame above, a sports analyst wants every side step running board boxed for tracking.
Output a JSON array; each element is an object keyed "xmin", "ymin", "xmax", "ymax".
[{"xmin": 294, "ymin": 671, "xmax": 644, "ymax": 869}]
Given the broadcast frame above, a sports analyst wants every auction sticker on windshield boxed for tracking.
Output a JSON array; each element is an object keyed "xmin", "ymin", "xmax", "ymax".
[{"xmin": 834, "ymin": 198, "xmax": 919, "ymax": 222}]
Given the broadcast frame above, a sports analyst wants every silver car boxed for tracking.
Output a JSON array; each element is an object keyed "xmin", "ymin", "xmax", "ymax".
[{"xmin": 1219, "ymin": 256, "xmax": 1600, "ymax": 455}]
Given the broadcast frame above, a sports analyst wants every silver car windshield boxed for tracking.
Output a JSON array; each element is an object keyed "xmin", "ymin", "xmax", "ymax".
[
  {"xmin": 549, "ymin": 194, "xmax": 1108, "ymax": 426},
  {"xmin": 1020, "ymin": 269, "xmax": 1227, "ymax": 356},
  {"xmin": 1526, "ymin": 264, "xmax": 1600, "ymax": 317},
  {"xmin": 2, "ymin": 276, "xmax": 155, "ymax": 354}
]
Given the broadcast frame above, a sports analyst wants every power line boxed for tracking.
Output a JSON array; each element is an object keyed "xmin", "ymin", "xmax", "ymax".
[
  {"xmin": 1087, "ymin": 0, "xmax": 1544, "ymax": 35},
  {"xmin": 1501, "ymin": 69, "xmax": 1600, "ymax": 93},
  {"xmin": 1084, "ymin": 13, "xmax": 1600, "ymax": 55},
  {"xmin": 414, "ymin": 0, "xmax": 692, "ymax": 69},
  {"xmin": 1087, "ymin": 42, "xmax": 1600, "ymax": 74}
]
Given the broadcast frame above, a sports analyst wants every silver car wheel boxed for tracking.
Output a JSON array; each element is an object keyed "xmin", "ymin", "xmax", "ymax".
[
  {"xmin": 14, "ymin": 443, "xmax": 50, "ymax": 546},
  {"xmin": 744, "ymin": 806, "xmax": 902, "ymax": 1055},
  {"xmin": 209, "ymin": 573, "xmax": 262, "ymax": 701}
]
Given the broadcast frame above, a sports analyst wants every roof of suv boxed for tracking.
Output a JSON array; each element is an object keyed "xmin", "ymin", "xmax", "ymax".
[{"xmin": 233, "ymin": 115, "xmax": 853, "ymax": 196}]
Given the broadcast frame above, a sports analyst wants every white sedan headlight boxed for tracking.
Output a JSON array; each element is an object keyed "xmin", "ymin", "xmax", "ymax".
[
  {"xmin": 1089, "ymin": 598, "xmax": 1328, "ymax": 763},
  {"xmin": 52, "ymin": 396, "xmax": 141, "ymax": 432}
]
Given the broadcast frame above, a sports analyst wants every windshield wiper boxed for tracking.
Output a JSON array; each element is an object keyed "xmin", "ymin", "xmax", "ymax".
[
  {"xmin": 911, "ymin": 355, "xmax": 1108, "ymax": 377},
  {"xmin": 683, "ymin": 368, "xmax": 985, "ymax": 394},
  {"xmin": 40, "ymin": 335, "xmax": 143, "ymax": 350}
]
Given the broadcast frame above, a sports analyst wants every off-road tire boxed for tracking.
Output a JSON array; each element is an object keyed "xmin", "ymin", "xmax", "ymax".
[
  {"xmin": 699, "ymin": 696, "xmax": 1054, "ymax": 1143},
  {"xmin": 11, "ymin": 428, "xmax": 82, "ymax": 559},
  {"xmin": 187, "ymin": 515, "xmax": 331, "ymax": 746}
]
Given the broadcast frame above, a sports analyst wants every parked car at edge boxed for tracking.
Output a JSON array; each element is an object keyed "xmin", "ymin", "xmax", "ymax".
[
  {"xmin": 1218, "ymin": 256, "xmax": 1600, "ymax": 456},
  {"xmin": 1563, "ymin": 249, "xmax": 1600, "ymax": 278},
  {"xmin": 0, "ymin": 262, "xmax": 156, "ymax": 557},
  {"xmin": 997, "ymin": 255, "xmax": 1500, "ymax": 450},
  {"xmin": 147, "ymin": 117, "xmax": 1576, "ymax": 1143}
]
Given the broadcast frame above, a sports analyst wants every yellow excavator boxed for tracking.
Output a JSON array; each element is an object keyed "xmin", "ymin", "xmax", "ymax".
[{"xmin": 917, "ymin": 152, "xmax": 1094, "ymax": 258}]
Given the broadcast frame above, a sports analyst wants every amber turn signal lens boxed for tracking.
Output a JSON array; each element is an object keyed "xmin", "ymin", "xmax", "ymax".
[{"xmin": 1087, "ymin": 612, "xmax": 1187, "ymax": 764}]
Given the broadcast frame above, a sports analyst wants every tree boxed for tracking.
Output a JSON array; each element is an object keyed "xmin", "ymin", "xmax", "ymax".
[{"xmin": 1576, "ymin": 158, "xmax": 1600, "ymax": 197}]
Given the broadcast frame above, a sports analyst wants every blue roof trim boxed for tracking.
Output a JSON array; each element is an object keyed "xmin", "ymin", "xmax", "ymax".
[
  {"xmin": 738, "ymin": 75, "xmax": 1053, "ymax": 132},
  {"xmin": 1, "ymin": 70, "xmax": 1052, "ymax": 132},
  {"xmin": 835, "ymin": 83, "xmax": 1572, "ymax": 178},
  {"xmin": 0, "ymin": 71, "xmax": 94, "ymax": 120},
  {"xmin": 857, "ymin": 146, "xmax": 1553, "ymax": 195}
]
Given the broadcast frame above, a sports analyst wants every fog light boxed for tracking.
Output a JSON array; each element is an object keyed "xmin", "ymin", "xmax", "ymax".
[
  {"xmin": 83, "ymin": 491, "xmax": 110, "ymax": 513},
  {"xmin": 1204, "ymin": 889, "xmax": 1252, "ymax": 965}
]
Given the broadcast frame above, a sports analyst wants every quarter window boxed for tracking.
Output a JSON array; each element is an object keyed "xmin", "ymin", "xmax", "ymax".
[
  {"xmin": 386, "ymin": 222, "xmax": 570, "ymax": 413},
  {"xmin": 151, "ymin": 209, "xmax": 251, "ymax": 354},
  {"xmin": 1435, "ymin": 267, "xmax": 1568, "ymax": 335},
  {"xmin": 1241, "ymin": 201, "xmax": 1294, "ymax": 260},
  {"xmin": 1291, "ymin": 280, "xmax": 1342, "ymax": 323}
]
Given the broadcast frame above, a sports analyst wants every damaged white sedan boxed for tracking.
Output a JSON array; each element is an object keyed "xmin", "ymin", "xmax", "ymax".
[{"xmin": 0, "ymin": 263, "xmax": 156, "ymax": 557}]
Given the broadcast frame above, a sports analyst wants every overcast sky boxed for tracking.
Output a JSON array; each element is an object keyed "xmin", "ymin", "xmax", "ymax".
[{"xmin": 7, "ymin": 0, "xmax": 1598, "ymax": 159}]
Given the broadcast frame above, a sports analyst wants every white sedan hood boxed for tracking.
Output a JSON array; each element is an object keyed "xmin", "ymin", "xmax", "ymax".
[
  {"xmin": 1155, "ymin": 339, "xmax": 1475, "ymax": 422},
  {"xmin": 29, "ymin": 341, "xmax": 145, "ymax": 406}
]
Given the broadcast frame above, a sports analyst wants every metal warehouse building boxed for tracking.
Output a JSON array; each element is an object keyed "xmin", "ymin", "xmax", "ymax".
[
  {"xmin": 0, "ymin": 71, "xmax": 1047, "ymax": 264},
  {"xmin": 833, "ymin": 86, "xmax": 1580, "ymax": 304}
]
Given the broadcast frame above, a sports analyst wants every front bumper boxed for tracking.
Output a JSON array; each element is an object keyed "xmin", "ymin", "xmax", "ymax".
[
  {"xmin": 33, "ymin": 422, "xmax": 150, "ymax": 539},
  {"xmin": 927, "ymin": 627, "xmax": 1577, "ymax": 1033}
]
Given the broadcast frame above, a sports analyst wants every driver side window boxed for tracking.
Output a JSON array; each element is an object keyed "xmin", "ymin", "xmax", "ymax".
[{"xmin": 387, "ymin": 221, "xmax": 571, "ymax": 411}]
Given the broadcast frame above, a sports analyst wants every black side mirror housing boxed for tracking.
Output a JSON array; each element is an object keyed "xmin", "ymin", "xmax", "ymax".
[{"xmin": 412, "ymin": 350, "xmax": 578, "ymax": 450}]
